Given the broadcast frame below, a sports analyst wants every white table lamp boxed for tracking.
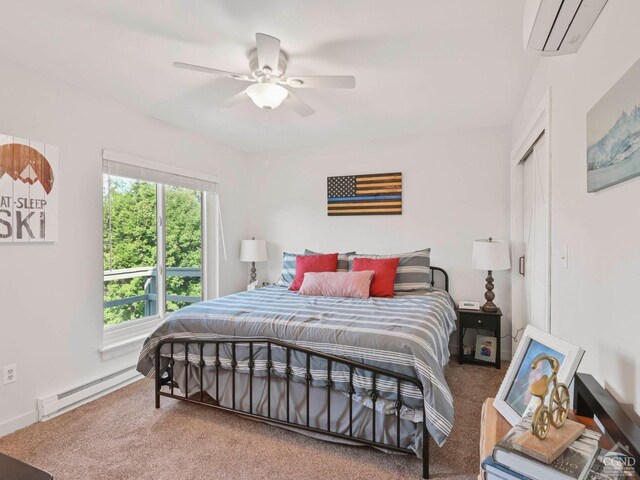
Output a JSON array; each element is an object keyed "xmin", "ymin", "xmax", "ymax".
[
  {"xmin": 240, "ymin": 238, "xmax": 268, "ymax": 285},
  {"xmin": 472, "ymin": 237, "xmax": 511, "ymax": 312}
]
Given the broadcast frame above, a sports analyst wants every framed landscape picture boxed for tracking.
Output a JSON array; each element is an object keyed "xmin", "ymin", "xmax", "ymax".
[
  {"xmin": 494, "ymin": 326, "xmax": 584, "ymax": 426},
  {"xmin": 587, "ymin": 57, "xmax": 640, "ymax": 192}
]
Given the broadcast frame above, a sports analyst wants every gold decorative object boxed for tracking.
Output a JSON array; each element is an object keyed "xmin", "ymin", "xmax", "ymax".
[{"xmin": 529, "ymin": 354, "xmax": 570, "ymax": 440}]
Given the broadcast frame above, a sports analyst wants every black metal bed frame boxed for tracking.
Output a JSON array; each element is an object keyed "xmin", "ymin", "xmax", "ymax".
[{"xmin": 154, "ymin": 266, "xmax": 449, "ymax": 479}]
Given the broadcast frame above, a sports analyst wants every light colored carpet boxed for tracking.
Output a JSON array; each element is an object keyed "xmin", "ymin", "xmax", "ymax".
[{"xmin": 0, "ymin": 361, "xmax": 506, "ymax": 480}]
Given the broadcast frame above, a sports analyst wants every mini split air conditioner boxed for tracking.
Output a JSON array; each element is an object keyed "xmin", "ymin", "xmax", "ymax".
[{"xmin": 523, "ymin": 0, "xmax": 608, "ymax": 56}]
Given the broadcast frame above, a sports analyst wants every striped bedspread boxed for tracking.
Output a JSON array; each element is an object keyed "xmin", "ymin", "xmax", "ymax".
[{"xmin": 136, "ymin": 286, "xmax": 457, "ymax": 446}]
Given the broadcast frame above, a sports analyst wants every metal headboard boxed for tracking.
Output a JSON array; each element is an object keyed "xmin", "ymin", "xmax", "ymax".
[{"xmin": 430, "ymin": 266, "xmax": 449, "ymax": 292}]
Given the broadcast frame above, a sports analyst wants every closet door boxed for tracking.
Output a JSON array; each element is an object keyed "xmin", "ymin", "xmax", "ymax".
[{"xmin": 522, "ymin": 136, "xmax": 549, "ymax": 332}]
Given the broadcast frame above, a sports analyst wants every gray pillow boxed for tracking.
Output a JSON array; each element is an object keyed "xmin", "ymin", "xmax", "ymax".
[
  {"xmin": 348, "ymin": 248, "xmax": 431, "ymax": 293},
  {"xmin": 304, "ymin": 249, "xmax": 355, "ymax": 272}
]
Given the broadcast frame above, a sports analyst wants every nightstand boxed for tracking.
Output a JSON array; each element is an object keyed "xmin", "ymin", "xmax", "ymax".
[{"xmin": 457, "ymin": 307, "xmax": 501, "ymax": 369}]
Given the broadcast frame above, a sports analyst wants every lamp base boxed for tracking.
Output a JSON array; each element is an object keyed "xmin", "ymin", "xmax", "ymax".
[
  {"xmin": 481, "ymin": 302, "xmax": 498, "ymax": 313},
  {"xmin": 481, "ymin": 270, "xmax": 498, "ymax": 312},
  {"xmin": 249, "ymin": 262, "xmax": 257, "ymax": 284}
]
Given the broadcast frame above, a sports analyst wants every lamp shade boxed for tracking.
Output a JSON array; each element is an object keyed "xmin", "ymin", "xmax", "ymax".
[
  {"xmin": 240, "ymin": 239, "xmax": 268, "ymax": 262},
  {"xmin": 472, "ymin": 238, "xmax": 511, "ymax": 271}
]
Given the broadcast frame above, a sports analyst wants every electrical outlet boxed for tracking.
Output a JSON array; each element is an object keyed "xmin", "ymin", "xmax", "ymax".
[{"xmin": 3, "ymin": 364, "xmax": 17, "ymax": 384}]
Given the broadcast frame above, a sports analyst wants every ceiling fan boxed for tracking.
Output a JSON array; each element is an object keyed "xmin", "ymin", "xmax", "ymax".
[{"xmin": 173, "ymin": 33, "xmax": 356, "ymax": 117}]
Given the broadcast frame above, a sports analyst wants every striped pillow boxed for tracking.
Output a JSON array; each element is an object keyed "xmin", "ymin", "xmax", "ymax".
[
  {"xmin": 277, "ymin": 250, "xmax": 355, "ymax": 287},
  {"xmin": 276, "ymin": 252, "xmax": 300, "ymax": 288},
  {"xmin": 348, "ymin": 248, "xmax": 431, "ymax": 294},
  {"xmin": 304, "ymin": 249, "xmax": 354, "ymax": 272}
]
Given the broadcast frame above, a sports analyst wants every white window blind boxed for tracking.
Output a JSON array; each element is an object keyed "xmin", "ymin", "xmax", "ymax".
[{"xmin": 102, "ymin": 150, "xmax": 218, "ymax": 192}]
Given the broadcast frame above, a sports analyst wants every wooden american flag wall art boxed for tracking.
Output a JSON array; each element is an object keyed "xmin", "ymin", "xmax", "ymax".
[{"xmin": 327, "ymin": 172, "xmax": 402, "ymax": 216}]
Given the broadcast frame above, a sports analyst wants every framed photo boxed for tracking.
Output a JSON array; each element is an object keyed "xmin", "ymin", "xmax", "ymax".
[
  {"xmin": 475, "ymin": 335, "xmax": 497, "ymax": 363},
  {"xmin": 494, "ymin": 325, "xmax": 584, "ymax": 426}
]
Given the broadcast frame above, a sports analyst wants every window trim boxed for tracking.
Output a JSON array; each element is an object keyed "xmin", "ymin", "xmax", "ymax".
[
  {"xmin": 157, "ymin": 183, "xmax": 167, "ymax": 319},
  {"xmin": 103, "ymin": 314, "xmax": 163, "ymax": 345},
  {"xmin": 101, "ymin": 150, "xmax": 216, "ymax": 355}
]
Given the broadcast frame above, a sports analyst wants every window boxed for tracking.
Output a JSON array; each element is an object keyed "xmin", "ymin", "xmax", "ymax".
[
  {"xmin": 164, "ymin": 185, "xmax": 203, "ymax": 314},
  {"xmin": 102, "ymin": 151, "xmax": 217, "ymax": 332},
  {"xmin": 103, "ymin": 175, "xmax": 161, "ymax": 324}
]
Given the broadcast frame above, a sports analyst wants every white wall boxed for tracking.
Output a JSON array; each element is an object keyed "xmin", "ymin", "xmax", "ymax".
[
  {"xmin": 246, "ymin": 127, "xmax": 513, "ymax": 356},
  {"xmin": 512, "ymin": 0, "xmax": 640, "ymax": 416},
  {"xmin": 0, "ymin": 60, "xmax": 249, "ymax": 434}
]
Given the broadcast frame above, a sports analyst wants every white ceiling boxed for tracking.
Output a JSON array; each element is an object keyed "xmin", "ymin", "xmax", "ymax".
[{"xmin": 0, "ymin": 1, "xmax": 538, "ymax": 153}]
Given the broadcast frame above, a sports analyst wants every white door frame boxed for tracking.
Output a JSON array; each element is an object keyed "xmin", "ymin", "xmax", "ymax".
[{"xmin": 510, "ymin": 88, "xmax": 552, "ymax": 354}]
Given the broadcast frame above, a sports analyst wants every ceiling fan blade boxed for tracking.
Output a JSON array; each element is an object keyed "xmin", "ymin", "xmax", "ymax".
[
  {"xmin": 255, "ymin": 33, "xmax": 281, "ymax": 73},
  {"xmin": 283, "ymin": 90, "xmax": 315, "ymax": 117},
  {"xmin": 285, "ymin": 75, "xmax": 356, "ymax": 89},
  {"xmin": 173, "ymin": 62, "xmax": 251, "ymax": 81},
  {"xmin": 219, "ymin": 90, "xmax": 248, "ymax": 108}
]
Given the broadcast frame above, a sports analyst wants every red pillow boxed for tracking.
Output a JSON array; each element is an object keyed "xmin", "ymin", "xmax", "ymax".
[
  {"xmin": 352, "ymin": 257, "xmax": 400, "ymax": 297},
  {"xmin": 289, "ymin": 253, "xmax": 339, "ymax": 291}
]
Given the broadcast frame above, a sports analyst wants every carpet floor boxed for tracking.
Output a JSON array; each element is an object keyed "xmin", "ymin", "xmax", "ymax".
[{"xmin": 0, "ymin": 361, "xmax": 506, "ymax": 480}]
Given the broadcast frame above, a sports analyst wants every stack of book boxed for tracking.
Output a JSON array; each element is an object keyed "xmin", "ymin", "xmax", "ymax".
[{"xmin": 482, "ymin": 414, "xmax": 634, "ymax": 480}]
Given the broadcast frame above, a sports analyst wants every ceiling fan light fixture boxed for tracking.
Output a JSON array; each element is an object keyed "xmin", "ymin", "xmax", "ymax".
[
  {"xmin": 173, "ymin": 32, "xmax": 354, "ymax": 116},
  {"xmin": 246, "ymin": 83, "xmax": 288, "ymax": 110}
]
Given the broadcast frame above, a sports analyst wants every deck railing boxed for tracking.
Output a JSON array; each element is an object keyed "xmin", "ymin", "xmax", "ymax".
[{"xmin": 104, "ymin": 266, "xmax": 202, "ymax": 316}]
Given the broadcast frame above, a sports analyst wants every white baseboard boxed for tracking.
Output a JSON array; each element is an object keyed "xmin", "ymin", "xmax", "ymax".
[
  {"xmin": 502, "ymin": 350, "xmax": 511, "ymax": 362},
  {"xmin": 0, "ymin": 366, "xmax": 143, "ymax": 438},
  {"xmin": 0, "ymin": 410, "xmax": 39, "ymax": 438},
  {"xmin": 38, "ymin": 367, "xmax": 143, "ymax": 421}
]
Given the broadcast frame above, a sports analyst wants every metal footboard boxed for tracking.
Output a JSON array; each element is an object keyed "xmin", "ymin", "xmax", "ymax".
[{"xmin": 154, "ymin": 337, "xmax": 430, "ymax": 478}]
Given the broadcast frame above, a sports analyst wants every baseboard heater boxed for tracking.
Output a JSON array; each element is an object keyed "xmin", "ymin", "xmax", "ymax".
[{"xmin": 37, "ymin": 366, "xmax": 142, "ymax": 421}]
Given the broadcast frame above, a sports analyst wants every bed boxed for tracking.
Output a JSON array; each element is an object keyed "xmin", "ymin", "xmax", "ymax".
[{"xmin": 136, "ymin": 267, "xmax": 456, "ymax": 479}]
